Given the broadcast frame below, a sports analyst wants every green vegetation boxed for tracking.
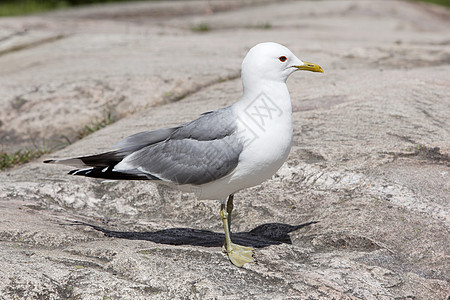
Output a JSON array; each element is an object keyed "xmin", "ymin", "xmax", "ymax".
[
  {"xmin": 260, "ymin": 22, "xmax": 272, "ymax": 29},
  {"xmin": 0, "ymin": 110, "xmax": 115, "ymax": 170},
  {"xmin": 0, "ymin": 148, "xmax": 49, "ymax": 170},
  {"xmin": 416, "ymin": 0, "xmax": 450, "ymax": 7},
  {"xmin": 1, "ymin": 0, "xmax": 449, "ymax": 17},
  {"xmin": 0, "ymin": 0, "xmax": 66, "ymax": 16},
  {"xmin": 191, "ymin": 23, "xmax": 210, "ymax": 32},
  {"xmin": 0, "ymin": 0, "xmax": 140, "ymax": 16},
  {"xmin": 77, "ymin": 110, "xmax": 115, "ymax": 139}
]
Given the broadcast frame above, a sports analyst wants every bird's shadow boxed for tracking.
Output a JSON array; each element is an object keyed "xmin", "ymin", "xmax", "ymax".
[{"xmin": 68, "ymin": 221, "xmax": 318, "ymax": 248}]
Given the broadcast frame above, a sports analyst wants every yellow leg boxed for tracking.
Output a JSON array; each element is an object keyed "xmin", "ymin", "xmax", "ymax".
[
  {"xmin": 220, "ymin": 195, "xmax": 255, "ymax": 267},
  {"xmin": 226, "ymin": 194, "xmax": 234, "ymax": 233}
]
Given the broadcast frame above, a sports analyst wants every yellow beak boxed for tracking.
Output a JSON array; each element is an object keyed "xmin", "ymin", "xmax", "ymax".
[{"xmin": 295, "ymin": 61, "xmax": 324, "ymax": 73}]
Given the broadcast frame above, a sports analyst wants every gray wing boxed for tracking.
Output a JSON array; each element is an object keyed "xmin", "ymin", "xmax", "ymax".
[
  {"xmin": 115, "ymin": 107, "xmax": 244, "ymax": 185},
  {"xmin": 45, "ymin": 127, "xmax": 179, "ymax": 168},
  {"xmin": 111, "ymin": 127, "xmax": 179, "ymax": 153}
]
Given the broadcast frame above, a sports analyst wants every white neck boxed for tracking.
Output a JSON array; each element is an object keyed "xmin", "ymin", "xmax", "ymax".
[{"xmin": 234, "ymin": 79, "xmax": 292, "ymax": 116}]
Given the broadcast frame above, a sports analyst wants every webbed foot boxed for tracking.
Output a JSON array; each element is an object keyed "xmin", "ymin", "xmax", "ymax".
[{"xmin": 223, "ymin": 242, "xmax": 255, "ymax": 267}]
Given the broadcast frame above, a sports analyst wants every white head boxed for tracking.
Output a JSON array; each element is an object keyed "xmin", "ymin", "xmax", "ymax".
[{"xmin": 241, "ymin": 42, "xmax": 323, "ymax": 87}]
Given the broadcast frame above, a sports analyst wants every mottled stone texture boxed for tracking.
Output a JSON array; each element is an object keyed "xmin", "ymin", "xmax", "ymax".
[{"xmin": 0, "ymin": 1, "xmax": 449, "ymax": 299}]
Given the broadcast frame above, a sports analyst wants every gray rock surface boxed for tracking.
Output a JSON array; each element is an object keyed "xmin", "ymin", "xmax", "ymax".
[{"xmin": 1, "ymin": 0, "xmax": 449, "ymax": 299}]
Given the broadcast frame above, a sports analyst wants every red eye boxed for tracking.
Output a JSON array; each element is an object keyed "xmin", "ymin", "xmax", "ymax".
[{"xmin": 279, "ymin": 56, "xmax": 287, "ymax": 62}]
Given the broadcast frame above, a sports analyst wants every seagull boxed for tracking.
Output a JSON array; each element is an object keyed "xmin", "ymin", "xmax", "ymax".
[{"xmin": 44, "ymin": 42, "xmax": 323, "ymax": 267}]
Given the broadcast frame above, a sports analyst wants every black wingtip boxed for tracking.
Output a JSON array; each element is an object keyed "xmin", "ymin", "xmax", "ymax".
[{"xmin": 43, "ymin": 159, "xmax": 54, "ymax": 164}]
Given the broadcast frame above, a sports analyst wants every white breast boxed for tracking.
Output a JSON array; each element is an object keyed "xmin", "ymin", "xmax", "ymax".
[
  {"xmin": 231, "ymin": 97, "xmax": 293, "ymax": 189},
  {"xmin": 194, "ymin": 85, "xmax": 293, "ymax": 200}
]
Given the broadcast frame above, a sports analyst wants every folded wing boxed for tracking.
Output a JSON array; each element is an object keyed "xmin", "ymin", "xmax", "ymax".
[{"xmin": 45, "ymin": 107, "xmax": 243, "ymax": 185}]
